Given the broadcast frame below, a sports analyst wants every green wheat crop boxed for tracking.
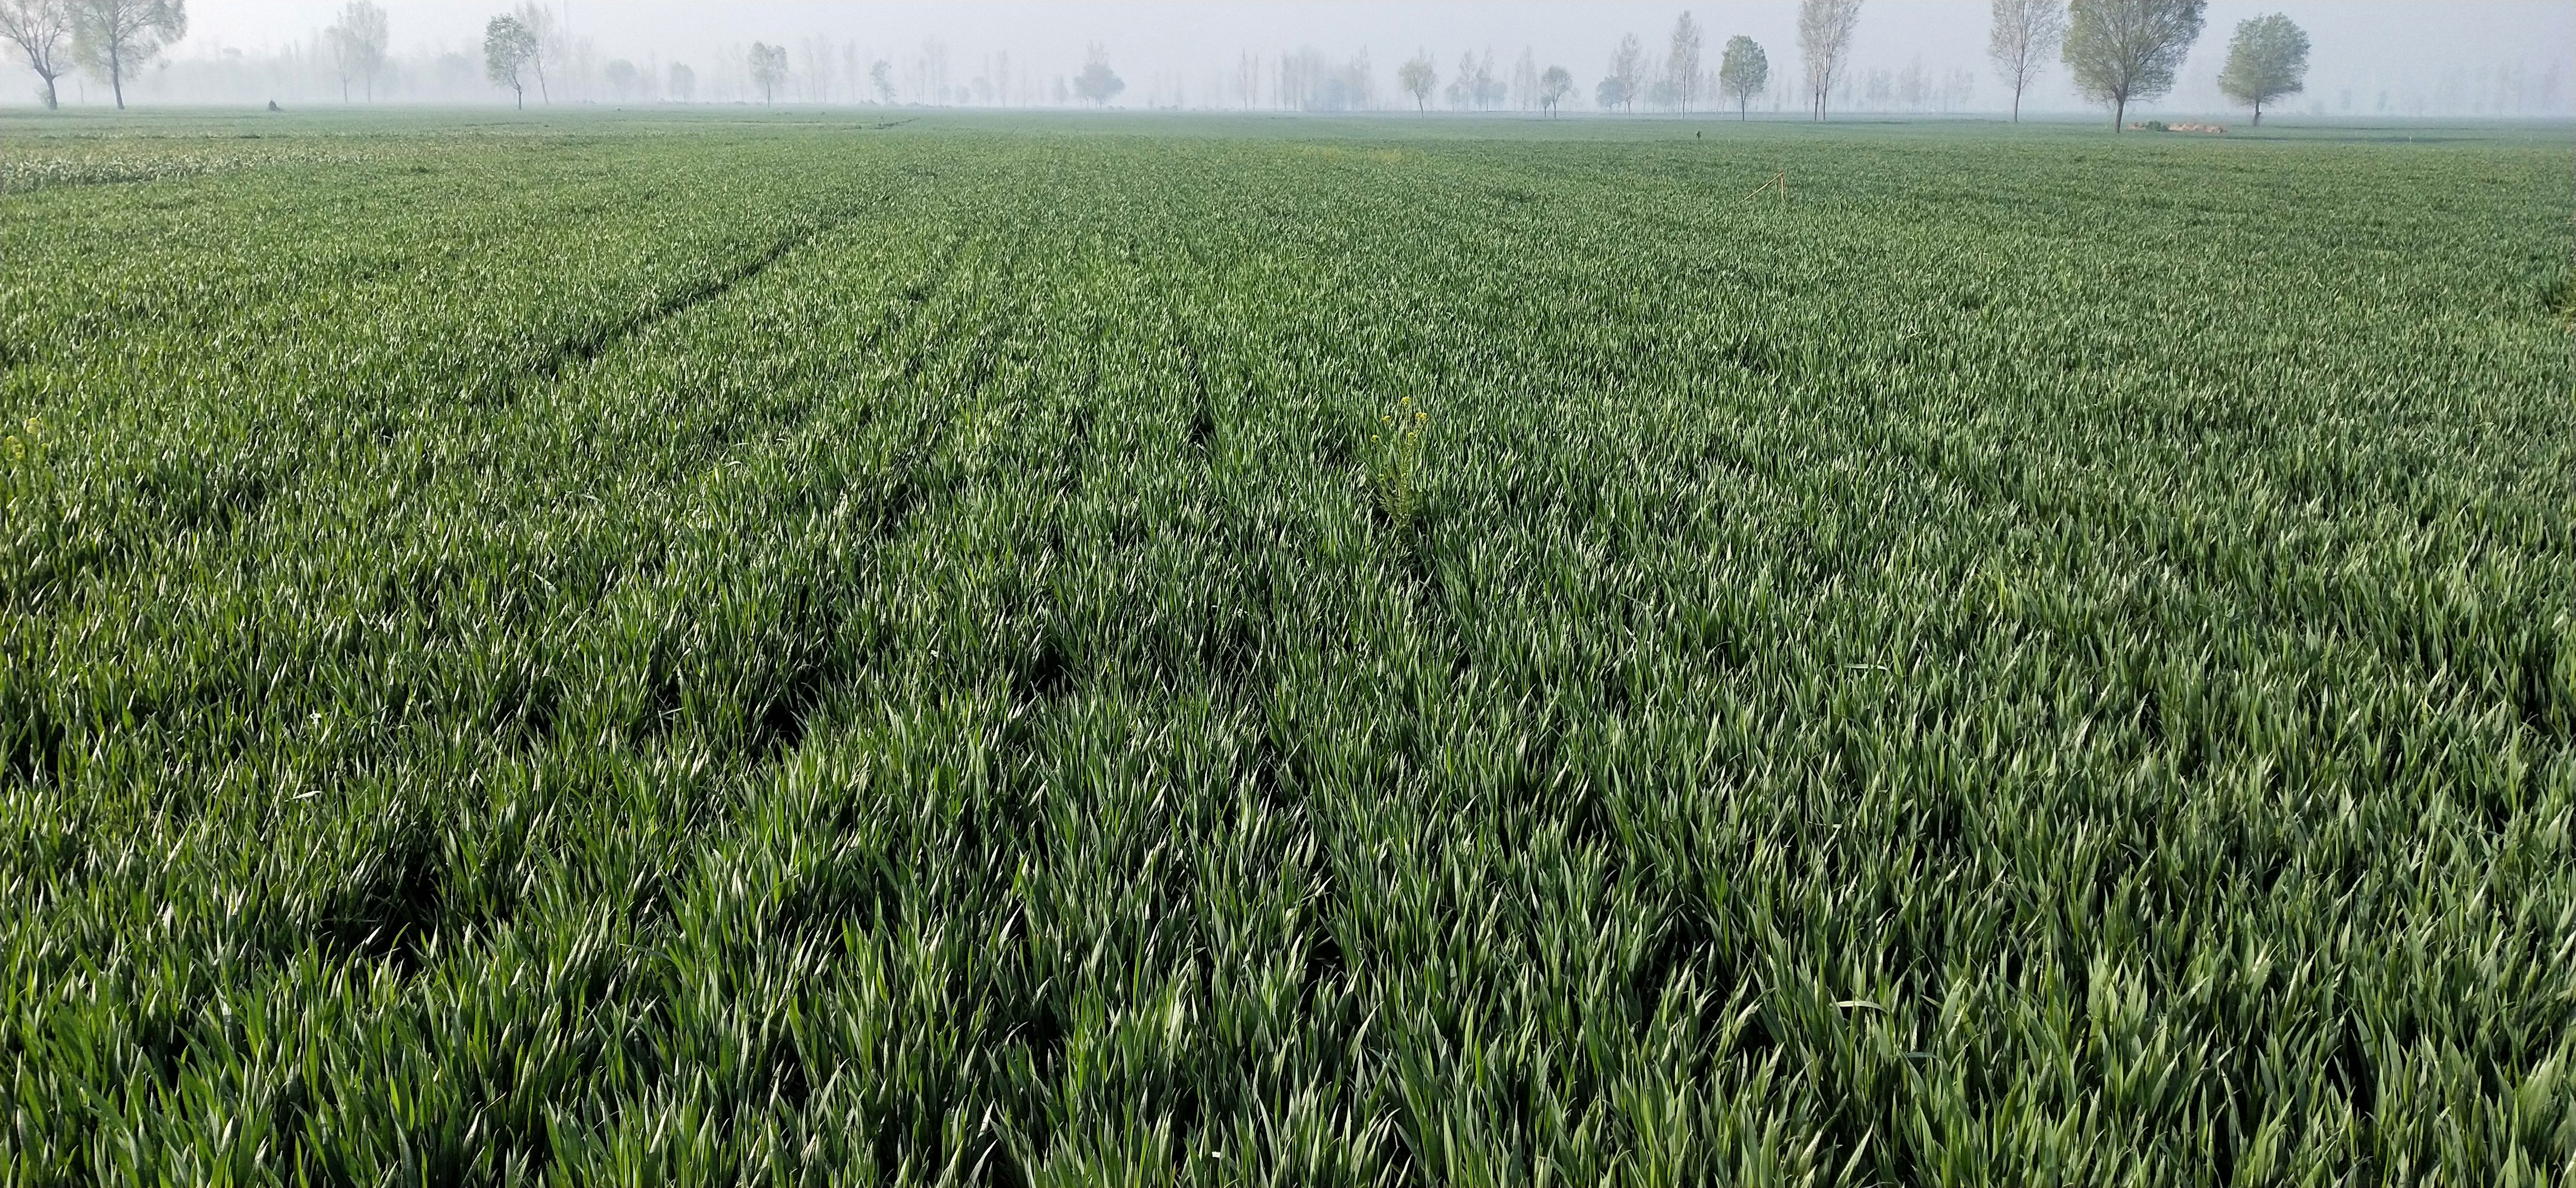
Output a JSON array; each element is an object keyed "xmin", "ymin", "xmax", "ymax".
[{"xmin": 0, "ymin": 110, "xmax": 2570, "ymax": 1186}]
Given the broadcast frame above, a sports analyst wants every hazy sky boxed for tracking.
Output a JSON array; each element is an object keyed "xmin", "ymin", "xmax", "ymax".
[{"xmin": 29, "ymin": 1, "xmax": 2576, "ymax": 113}]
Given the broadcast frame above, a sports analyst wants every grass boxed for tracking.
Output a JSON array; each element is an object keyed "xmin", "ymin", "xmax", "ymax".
[{"xmin": 1, "ymin": 108, "xmax": 2571, "ymax": 1185}]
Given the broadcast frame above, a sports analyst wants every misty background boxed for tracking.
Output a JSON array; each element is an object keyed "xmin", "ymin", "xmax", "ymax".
[{"xmin": 8, "ymin": 0, "xmax": 2570, "ymax": 118}]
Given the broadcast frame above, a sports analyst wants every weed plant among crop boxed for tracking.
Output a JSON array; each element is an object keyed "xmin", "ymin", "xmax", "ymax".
[
  {"xmin": 1369, "ymin": 396, "xmax": 1429, "ymax": 532},
  {"xmin": 2, "ymin": 417, "xmax": 48, "ymax": 495},
  {"xmin": 0, "ymin": 112, "xmax": 2570, "ymax": 1185}
]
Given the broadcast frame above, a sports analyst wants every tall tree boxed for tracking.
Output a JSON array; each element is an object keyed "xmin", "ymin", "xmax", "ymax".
[
  {"xmin": 483, "ymin": 12, "xmax": 535, "ymax": 108},
  {"xmin": 1072, "ymin": 41, "xmax": 1122, "ymax": 106},
  {"xmin": 748, "ymin": 41, "xmax": 786, "ymax": 103},
  {"xmin": 602, "ymin": 56, "xmax": 636, "ymax": 101},
  {"xmin": 1396, "ymin": 50, "xmax": 1434, "ymax": 112},
  {"xmin": 70, "ymin": 0, "xmax": 184, "ymax": 110},
  {"xmin": 326, "ymin": 1, "xmax": 388, "ymax": 103},
  {"xmin": 1987, "ymin": 0, "xmax": 2066, "ymax": 122},
  {"xmin": 1510, "ymin": 46, "xmax": 1538, "ymax": 111},
  {"xmin": 1474, "ymin": 50, "xmax": 1504, "ymax": 108},
  {"xmin": 667, "ymin": 60, "xmax": 695, "ymax": 102},
  {"xmin": 2218, "ymin": 12, "xmax": 2308, "ymax": 125},
  {"xmin": 1717, "ymin": 35, "xmax": 1769, "ymax": 120},
  {"xmin": 2064, "ymin": 0, "xmax": 2205, "ymax": 130},
  {"xmin": 868, "ymin": 59, "xmax": 892, "ymax": 103},
  {"xmin": 1666, "ymin": 11, "xmax": 1704, "ymax": 112},
  {"xmin": 1538, "ymin": 64, "xmax": 1572, "ymax": 117},
  {"xmin": 1601, "ymin": 32, "xmax": 1642, "ymax": 112},
  {"xmin": 0, "ymin": 0, "xmax": 73, "ymax": 109},
  {"xmin": 1797, "ymin": 0, "xmax": 1862, "ymax": 120}
]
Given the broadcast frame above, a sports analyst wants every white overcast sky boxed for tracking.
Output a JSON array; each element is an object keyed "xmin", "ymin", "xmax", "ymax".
[{"xmin": 43, "ymin": 1, "xmax": 2576, "ymax": 112}]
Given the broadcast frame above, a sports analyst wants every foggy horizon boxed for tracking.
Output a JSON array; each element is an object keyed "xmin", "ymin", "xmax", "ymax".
[{"xmin": 8, "ymin": 1, "xmax": 2570, "ymax": 118}]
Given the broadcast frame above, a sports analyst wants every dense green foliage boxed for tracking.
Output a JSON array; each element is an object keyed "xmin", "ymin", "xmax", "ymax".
[{"xmin": 2, "ymin": 111, "xmax": 2572, "ymax": 1185}]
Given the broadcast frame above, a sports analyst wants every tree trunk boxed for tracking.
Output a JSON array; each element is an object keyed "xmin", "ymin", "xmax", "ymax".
[
  {"xmin": 2012, "ymin": 87, "xmax": 2022, "ymax": 123},
  {"xmin": 2253, "ymin": 99, "xmax": 2263, "ymax": 126},
  {"xmin": 110, "ymin": 49, "xmax": 125, "ymax": 110},
  {"xmin": 40, "ymin": 74, "xmax": 58, "ymax": 110},
  {"xmin": 2113, "ymin": 94, "xmax": 2125, "ymax": 131}
]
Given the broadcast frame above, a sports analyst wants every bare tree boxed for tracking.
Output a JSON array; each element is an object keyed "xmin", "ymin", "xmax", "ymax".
[
  {"xmin": 1797, "ymin": 0, "xmax": 1862, "ymax": 120},
  {"xmin": 484, "ymin": 12, "xmax": 535, "ymax": 108},
  {"xmin": 1474, "ymin": 50, "xmax": 1503, "ymax": 108},
  {"xmin": 1510, "ymin": 46, "xmax": 1538, "ymax": 112},
  {"xmin": 1718, "ymin": 35, "xmax": 1769, "ymax": 120},
  {"xmin": 512, "ymin": 1, "xmax": 554, "ymax": 102},
  {"xmin": 2218, "ymin": 12, "xmax": 2308, "ymax": 125},
  {"xmin": 1666, "ymin": 11, "xmax": 1704, "ymax": 112},
  {"xmin": 1988, "ymin": 0, "xmax": 2066, "ymax": 122},
  {"xmin": 0, "ymin": 0, "xmax": 73, "ymax": 110},
  {"xmin": 70, "ymin": 0, "xmax": 184, "ymax": 110},
  {"xmin": 1599, "ymin": 32, "xmax": 1642, "ymax": 112},
  {"xmin": 1397, "ymin": 51, "xmax": 1434, "ymax": 112},
  {"xmin": 2064, "ymin": 0, "xmax": 2205, "ymax": 130},
  {"xmin": 327, "ymin": 1, "xmax": 388, "ymax": 103},
  {"xmin": 1538, "ymin": 64, "xmax": 1572, "ymax": 117},
  {"xmin": 795, "ymin": 37, "xmax": 832, "ymax": 104}
]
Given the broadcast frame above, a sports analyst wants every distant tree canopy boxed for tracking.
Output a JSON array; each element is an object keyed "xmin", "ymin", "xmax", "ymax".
[
  {"xmin": 1455, "ymin": 50, "xmax": 1502, "ymax": 110},
  {"xmin": 2218, "ymin": 12, "xmax": 2308, "ymax": 125},
  {"xmin": 482, "ymin": 12, "xmax": 535, "ymax": 108},
  {"xmin": 667, "ymin": 60, "xmax": 695, "ymax": 103},
  {"xmin": 748, "ymin": 41, "xmax": 787, "ymax": 104},
  {"xmin": 602, "ymin": 57, "xmax": 637, "ymax": 101},
  {"xmin": 869, "ymin": 59, "xmax": 893, "ymax": 103},
  {"xmin": 1397, "ymin": 51, "xmax": 1435, "ymax": 112},
  {"xmin": 1718, "ymin": 35, "xmax": 1768, "ymax": 119},
  {"xmin": 1073, "ymin": 42, "xmax": 1123, "ymax": 106},
  {"xmin": 2064, "ymin": 0, "xmax": 2206, "ymax": 130},
  {"xmin": 1538, "ymin": 64, "xmax": 1573, "ymax": 116}
]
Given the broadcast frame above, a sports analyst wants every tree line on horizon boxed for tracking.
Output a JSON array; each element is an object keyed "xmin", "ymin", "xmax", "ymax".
[
  {"xmin": 3, "ymin": 0, "xmax": 2318, "ymax": 129},
  {"xmin": 0, "ymin": 0, "xmax": 189, "ymax": 110},
  {"xmin": 0, "ymin": 0, "xmax": 398, "ymax": 110}
]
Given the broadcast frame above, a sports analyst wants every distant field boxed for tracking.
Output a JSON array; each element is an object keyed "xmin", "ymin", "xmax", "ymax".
[{"xmin": 1, "ymin": 110, "xmax": 2569, "ymax": 1185}]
